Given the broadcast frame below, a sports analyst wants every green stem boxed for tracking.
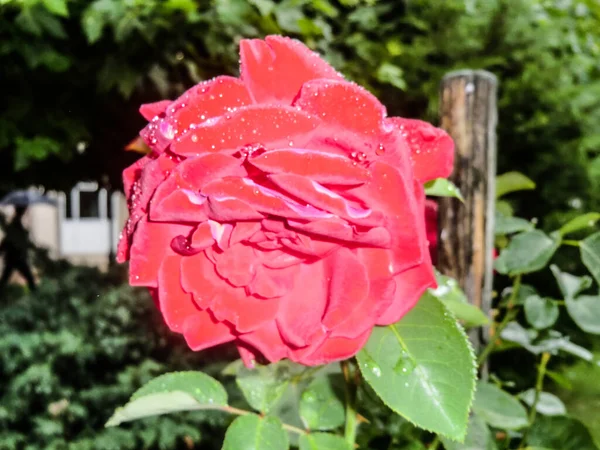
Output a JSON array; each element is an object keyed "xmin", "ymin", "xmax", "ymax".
[
  {"xmin": 342, "ymin": 360, "xmax": 359, "ymax": 447},
  {"xmin": 477, "ymin": 275, "xmax": 522, "ymax": 366},
  {"xmin": 519, "ymin": 352, "xmax": 551, "ymax": 449},
  {"xmin": 562, "ymin": 239, "xmax": 580, "ymax": 247},
  {"xmin": 429, "ymin": 436, "xmax": 441, "ymax": 449},
  {"xmin": 217, "ymin": 406, "xmax": 307, "ymax": 435}
]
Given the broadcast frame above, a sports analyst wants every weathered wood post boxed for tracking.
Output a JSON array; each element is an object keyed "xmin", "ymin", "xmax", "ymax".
[{"xmin": 437, "ymin": 70, "xmax": 498, "ymax": 359}]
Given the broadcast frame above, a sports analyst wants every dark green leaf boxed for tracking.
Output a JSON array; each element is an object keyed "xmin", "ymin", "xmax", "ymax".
[
  {"xmin": 519, "ymin": 390, "xmax": 567, "ymax": 416},
  {"xmin": 376, "ymin": 63, "xmax": 407, "ymax": 90},
  {"xmin": 82, "ymin": 7, "xmax": 105, "ymax": 44},
  {"xmin": 424, "ymin": 178, "xmax": 464, "ymax": 201},
  {"xmin": 472, "ymin": 382, "xmax": 528, "ymax": 430},
  {"xmin": 440, "ymin": 414, "xmax": 497, "ymax": 450},
  {"xmin": 357, "ymin": 293, "xmax": 476, "ymax": 441},
  {"xmin": 550, "ymin": 265, "xmax": 592, "ymax": 300},
  {"xmin": 496, "ymin": 172, "xmax": 536, "ymax": 198},
  {"xmin": 565, "ymin": 295, "xmax": 600, "ymax": 334},
  {"xmin": 527, "ymin": 416, "xmax": 599, "ymax": 450},
  {"xmin": 559, "ymin": 213, "xmax": 600, "ymax": 236},
  {"xmin": 299, "ymin": 375, "xmax": 344, "ymax": 431},
  {"xmin": 524, "ymin": 295, "xmax": 559, "ymax": 329},
  {"xmin": 495, "ymin": 211, "xmax": 534, "ymax": 235},
  {"xmin": 580, "ymin": 231, "xmax": 600, "ymax": 286},
  {"xmin": 222, "ymin": 415, "xmax": 289, "ymax": 450},
  {"xmin": 494, "ymin": 230, "xmax": 559, "ymax": 275},
  {"xmin": 299, "ymin": 433, "xmax": 350, "ymax": 450},
  {"xmin": 106, "ymin": 371, "xmax": 227, "ymax": 426}
]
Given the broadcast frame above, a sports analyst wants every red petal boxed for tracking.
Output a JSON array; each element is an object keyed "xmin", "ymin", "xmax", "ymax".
[
  {"xmin": 129, "ymin": 217, "xmax": 193, "ymax": 287},
  {"xmin": 240, "ymin": 35, "xmax": 342, "ymax": 104},
  {"xmin": 158, "ymin": 254, "xmax": 200, "ymax": 332},
  {"xmin": 247, "ymin": 264, "xmax": 297, "ymax": 299},
  {"xmin": 202, "ymin": 177, "xmax": 332, "ymax": 220},
  {"xmin": 139, "ymin": 77, "xmax": 253, "ymax": 153},
  {"xmin": 190, "ymin": 222, "xmax": 214, "ymax": 250},
  {"xmin": 170, "ymin": 76, "xmax": 253, "ymax": 132},
  {"xmin": 349, "ymin": 162, "xmax": 424, "ymax": 274},
  {"xmin": 387, "ymin": 117, "xmax": 454, "ymax": 182},
  {"xmin": 171, "ymin": 105, "xmax": 321, "ymax": 156},
  {"xmin": 140, "ymin": 100, "xmax": 171, "ymax": 121},
  {"xmin": 239, "ymin": 322, "xmax": 289, "ymax": 363},
  {"xmin": 295, "ymin": 79, "xmax": 385, "ymax": 137},
  {"xmin": 214, "ymin": 244, "xmax": 256, "ymax": 287},
  {"xmin": 268, "ymin": 173, "xmax": 373, "ymax": 223},
  {"xmin": 183, "ymin": 310, "xmax": 236, "ymax": 351},
  {"xmin": 206, "ymin": 196, "xmax": 265, "ymax": 222},
  {"xmin": 376, "ymin": 260, "xmax": 436, "ymax": 325},
  {"xmin": 180, "ymin": 251, "xmax": 278, "ymax": 333},
  {"xmin": 229, "ymin": 222, "xmax": 261, "ymax": 246},
  {"xmin": 321, "ymin": 248, "xmax": 370, "ymax": 332},
  {"xmin": 292, "ymin": 330, "xmax": 371, "ymax": 366},
  {"xmin": 249, "ymin": 149, "xmax": 370, "ymax": 185},
  {"xmin": 275, "ymin": 260, "xmax": 328, "ymax": 347}
]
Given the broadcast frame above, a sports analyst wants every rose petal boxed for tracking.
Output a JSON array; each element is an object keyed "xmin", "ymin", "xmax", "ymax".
[
  {"xmin": 239, "ymin": 322, "xmax": 289, "ymax": 363},
  {"xmin": 140, "ymin": 100, "xmax": 171, "ymax": 121},
  {"xmin": 240, "ymin": 35, "xmax": 342, "ymax": 104},
  {"xmin": 158, "ymin": 254, "xmax": 200, "ymax": 332},
  {"xmin": 171, "ymin": 105, "xmax": 321, "ymax": 156},
  {"xmin": 349, "ymin": 161, "xmax": 424, "ymax": 274},
  {"xmin": 249, "ymin": 149, "xmax": 370, "ymax": 185},
  {"xmin": 129, "ymin": 217, "xmax": 193, "ymax": 287},
  {"xmin": 190, "ymin": 222, "xmax": 215, "ymax": 250},
  {"xmin": 387, "ymin": 117, "xmax": 454, "ymax": 182},
  {"xmin": 247, "ymin": 264, "xmax": 297, "ymax": 299},
  {"xmin": 182, "ymin": 310, "xmax": 236, "ymax": 351},
  {"xmin": 292, "ymin": 329, "xmax": 371, "ymax": 366},
  {"xmin": 214, "ymin": 244, "xmax": 256, "ymax": 287},
  {"xmin": 321, "ymin": 248, "xmax": 370, "ymax": 332},
  {"xmin": 276, "ymin": 260, "xmax": 328, "ymax": 347},
  {"xmin": 229, "ymin": 222, "xmax": 262, "ymax": 246}
]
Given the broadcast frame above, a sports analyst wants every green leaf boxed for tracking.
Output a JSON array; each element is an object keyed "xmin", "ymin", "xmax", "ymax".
[
  {"xmin": 472, "ymin": 382, "xmax": 529, "ymax": 430},
  {"xmin": 440, "ymin": 414, "xmax": 497, "ymax": 450},
  {"xmin": 106, "ymin": 371, "xmax": 227, "ymax": 426},
  {"xmin": 430, "ymin": 273, "xmax": 489, "ymax": 327},
  {"xmin": 222, "ymin": 415, "xmax": 289, "ymax": 450},
  {"xmin": 357, "ymin": 293, "xmax": 476, "ymax": 441},
  {"xmin": 424, "ymin": 178, "xmax": 464, "ymax": 201},
  {"xmin": 565, "ymin": 295, "xmax": 600, "ymax": 334},
  {"xmin": 376, "ymin": 63, "xmax": 407, "ymax": 90},
  {"xmin": 518, "ymin": 389, "xmax": 567, "ymax": 416},
  {"xmin": 15, "ymin": 9, "xmax": 43, "ymax": 36},
  {"xmin": 550, "ymin": 265, "xmax": 592, "ymax": 300},
  {"xmin": 494, "ymin": 230, "xmax": 560, "ymax": 275},
  {"xmin": 527, "ymin": 416, "xmax": 600, "ymax": 450},
  {"xmin": 496, "ymin": 200, "xmax": 514, "ymax": 217},
  {"xmin": 82, "ymin": 7, "xmax": 105, "ymax": 44},
  {"xmin": 500, "ymin": 322, "xmax": 594, "ymax": 361},
  {"xmin": 558, "ymin": 213, "xmax": 600, "ymax": 236},
  {"xmin": 299, "ymin": 433, "xmax": 351, "ymax": 450},
  {"xmin": 236, "ymin": 363, "xmax": 291, "ymax": 414},
  {"xmin": 580, "ymin": 231, "xmax": 600, "ymax": 286},
  {"xmin": 499, "ymin": 284, "xmax": 538, "ymax": 307},
  {"xmin": 495, "ymin": 211, "xmax": 534, "ymax": 235},
  {"xmin": 299, "ymin": 375, "xmax": 344, "ymax": 431},
  {"xmin": 524, "ymin": 295, "xmax": 559, "ymax": 330},
  {"xmin": 42, "ymin": 0, "xmax": 69, "ymax": 17},
  {"xmin": 496, "ymin": 172, "xmax": 536, "ymax": 198}
]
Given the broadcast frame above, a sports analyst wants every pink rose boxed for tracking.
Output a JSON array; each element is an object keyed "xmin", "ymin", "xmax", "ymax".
[{"xmin": 118, "ymin": 36, "xmax": 454, "ymax": 366}]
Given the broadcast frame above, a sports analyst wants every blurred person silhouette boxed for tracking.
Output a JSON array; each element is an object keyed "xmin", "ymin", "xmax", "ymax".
[{"xmin": 0, "ymin": 206, "xmax": 36, "ymax": 292}]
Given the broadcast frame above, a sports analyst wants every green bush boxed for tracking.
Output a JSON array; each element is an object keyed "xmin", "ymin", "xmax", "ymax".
[{"xmin": 0, "ymin": 263, "xmax": 235, "ymax": 449}]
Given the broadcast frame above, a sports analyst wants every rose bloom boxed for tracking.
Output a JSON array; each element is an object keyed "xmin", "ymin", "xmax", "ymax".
[{"xmin": 118, "ymin": 36, "xmax": 454, "ymax": 366}]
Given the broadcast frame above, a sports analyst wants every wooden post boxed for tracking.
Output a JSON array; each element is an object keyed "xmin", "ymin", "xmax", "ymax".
[{"xmin": 437, "ymin": 70, "xmax": 498, "ymax": 358}]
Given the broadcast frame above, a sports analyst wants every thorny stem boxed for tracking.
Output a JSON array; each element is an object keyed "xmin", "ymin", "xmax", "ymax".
[
  {"xmin": 217, "ymin": 405, "xmax": 307, "ymax": 435},
  {"xmin": 342, "ymin": 359, "xmax": 359, "ymax": 447},
  {"xmin": 477, "ymin": 274, "xmax": 522, "ymax": 366},
  {"xmin": 518, "ymin": 352, "xmax": 551, "ymax": 449}
]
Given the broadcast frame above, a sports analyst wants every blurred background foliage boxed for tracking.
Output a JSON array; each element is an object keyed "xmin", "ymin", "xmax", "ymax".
[{"xmin": 1, "ymin": 0, "xmax": 600, "ymax": 228}]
